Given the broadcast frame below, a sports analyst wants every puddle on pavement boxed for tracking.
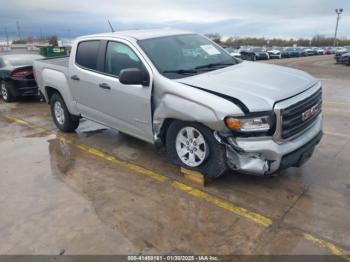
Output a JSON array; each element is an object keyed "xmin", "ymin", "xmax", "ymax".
[{"xmin": 43, "ymin": 137, "xmax": 270, "ymax": 254}]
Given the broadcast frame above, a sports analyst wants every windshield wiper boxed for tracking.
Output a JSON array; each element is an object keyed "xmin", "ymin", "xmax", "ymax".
[
  {"xmin": 162, "ymin": 62, "xmax": 236, "ymax": 75},
  {"xmin": 195, "ymin": 62, "xmax": 235, "ymax": 70},
  {"xmin": 163, "ymin": 69, "xmax": 198, "ymax": 75}
]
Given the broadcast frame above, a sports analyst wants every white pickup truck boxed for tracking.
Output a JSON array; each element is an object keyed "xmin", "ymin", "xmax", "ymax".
[{"xmin": 34, "ymin": 29, "xmax": 322, "ymax": 179}]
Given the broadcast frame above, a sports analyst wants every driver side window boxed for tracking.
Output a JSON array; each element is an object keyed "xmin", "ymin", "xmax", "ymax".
[{"xmin": 105, "ymin": 41, "xmax": 143, "ymax": 76}]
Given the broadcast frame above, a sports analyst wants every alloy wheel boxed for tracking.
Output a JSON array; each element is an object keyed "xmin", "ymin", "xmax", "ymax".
[
  {"xmin": 54, "ymin": 101, "xmax": 65, "ymax": 125},
  {"xmin": 1, "ymin": 82, "xmax": 8, "ymax": 101},
  {"xmin": 175, "ymin": 126, "xmax": 207, "ymax": 167}
]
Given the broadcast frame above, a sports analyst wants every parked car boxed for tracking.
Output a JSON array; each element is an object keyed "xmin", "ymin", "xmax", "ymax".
[
  {"xmin": 276, "ymin": 47, "xmax": 290, "ymax": 58},
  {"xmin": 335, "ymin": 47, "xmax": 349, "ymax": 54},
  {"xmin": 266, "ymin": 48, "xmax": 282, "ymax": 59},
  {"xmin": 335, "ymin": 48, "xmax": 349, "ymax": 63},
  {"xmin": 225, "ymin": 47, "xmax": 241, "ymax": 58},
  {"xmin": 285, "ymin": 47, "xmax": 304, "ymax": 58},
  {"xmin": 303, "ymin": 48, "xmax": 315, "ymax": 56},
  {"xmin": 239, "ymin": 48, "xmax": 256, "ymax": 61},
  {"xmin": 34, "ymin": 29, "xmax": 323, "ymax": 179},
  {"xmin": 251, "ymin": 47, "xmax": 269, "ymax": 60},
  {"xmin": 240, "ymin": 47, "xmax": 269, "ymax": 61},
  {"xmin": 0, "ymin": 54, "xmax": 43, "ymax": 102},
  {"xmin": 316, "ymin": 48, "xmax": 325, "ymax": 55},
  {"xmin": 324, "ymin": 47, "xmax": 334, "ymax": 55},
  {"xmin": 339, "ymin": 52, "xmax": 350, "ymax": 65}
]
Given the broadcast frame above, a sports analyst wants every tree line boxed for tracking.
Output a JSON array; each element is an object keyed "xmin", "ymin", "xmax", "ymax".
[
  {"xmin": 12, "ymin": 35, "xmax": 58, "ymax": 46},
  {"xmin": 205, "ymin": 33, "xmax": 350, "ymax": 47}
]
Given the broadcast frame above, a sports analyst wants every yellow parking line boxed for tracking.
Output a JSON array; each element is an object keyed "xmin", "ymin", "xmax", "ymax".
[
  {"xmin": 324, "ymin": 101, "xmax": 350, "ymax": 106},
  {"xmin": 2, "ymin": 114, "xmax": 350, "ymax": 258},
  {"xmin": 324, "ymin": 131, "xmax": 350, "ymax": 139},
  {"xmin": 304, "ymin": 233, "xmax": 350, "ymax": 262},
  {"xmin": 172, "ymin": 181, "xmax": 272, "ymax": 227}
]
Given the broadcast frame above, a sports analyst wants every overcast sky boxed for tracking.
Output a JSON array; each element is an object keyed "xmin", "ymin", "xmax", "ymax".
[{"xmin": 1, "ymin": 0, "xmax": 349, "ymax": 40}]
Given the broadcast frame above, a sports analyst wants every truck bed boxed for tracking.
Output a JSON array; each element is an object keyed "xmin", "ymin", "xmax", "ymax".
[
  {"xmin": 41, "ymin": 56, "xmax": 69, "ymax": 67},
  {"xmin": 35, "ymin": 56, "xmax": 69, "ymax": 76},
  {"xmin": 33, "ymin": 56, "xmax": 71, "ymax": 97}
]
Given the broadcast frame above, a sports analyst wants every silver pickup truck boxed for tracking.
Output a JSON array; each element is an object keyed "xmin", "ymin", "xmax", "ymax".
[{"xmin": 34, "ymin": 29, "xmax": 322, "ymax": 179}]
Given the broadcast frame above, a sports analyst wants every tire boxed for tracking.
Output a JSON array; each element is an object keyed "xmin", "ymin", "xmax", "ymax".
[
  {"xmin": 1, "ymin": 81, "xmax": 16, "ymax": 102},
  {"xmin": 251, "ymin": 54, "xmax": 256, "ymax": 61},
  {"xmin": 166, "ymin": 121, "xmax": 228, "ymax": 179},
  {"xmin": 50, "ymin": 92, "xmax": 79, "ymax": 132}
]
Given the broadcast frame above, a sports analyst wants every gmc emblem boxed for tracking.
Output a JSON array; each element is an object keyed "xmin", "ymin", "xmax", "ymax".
[{"xmin": 302, "ymin": 105, "xmax": 318, "ymax": 121}]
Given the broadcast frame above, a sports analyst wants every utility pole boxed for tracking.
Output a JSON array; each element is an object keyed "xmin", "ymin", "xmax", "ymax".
[
  {"xmin": 333, "ymin": 8, "xmax": 343, "ymax": 47},
  {"xmin": 4, "ymin": 27, "xmax": 9, "ymax": 45},
  {"xmin": 16, "ymin": 21, "xmax": 22, "ymax": 40}
]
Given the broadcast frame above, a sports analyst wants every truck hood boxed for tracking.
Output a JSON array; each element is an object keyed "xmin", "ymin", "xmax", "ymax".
[{"xmin": 177, "ymin": 61, "xmax": 318, "ymax": 112}]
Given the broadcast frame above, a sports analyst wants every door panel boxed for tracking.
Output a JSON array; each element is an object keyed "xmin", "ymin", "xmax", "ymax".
[{"xmin": 69, "ymin": 39, "xmax": 154, "ymax": 143}]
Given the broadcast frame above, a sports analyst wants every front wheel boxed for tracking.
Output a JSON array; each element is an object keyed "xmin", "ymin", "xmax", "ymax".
[
  {"xmin": 50, "ymin": 93, "xmax": 80, "ymax": 132},
  {"xmin": 166, "ymin": 121, "xmax": 228, "ymax": 179}
]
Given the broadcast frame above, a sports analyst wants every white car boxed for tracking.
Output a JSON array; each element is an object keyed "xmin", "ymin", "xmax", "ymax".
[
  {"xmin": 225, "ymin": 47, "xmax": 241, "ymax": 58},
  {"xmin": 316, "ymin": 48, "xmax": 325, "ymax": 55},
  {"xmin": 267, "ymin": 49, "xmax": 282, "ymax": 59}
]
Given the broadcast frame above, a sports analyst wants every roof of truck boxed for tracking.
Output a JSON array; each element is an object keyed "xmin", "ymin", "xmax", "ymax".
[{"xmin": 78, "ymin": 29, "xmax": 194, "ymax": 41}]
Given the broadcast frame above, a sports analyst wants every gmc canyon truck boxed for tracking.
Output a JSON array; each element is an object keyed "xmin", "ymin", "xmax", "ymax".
[{"xmin": 34, "ymin": 29, "xmax": 323, "ymax": 179}]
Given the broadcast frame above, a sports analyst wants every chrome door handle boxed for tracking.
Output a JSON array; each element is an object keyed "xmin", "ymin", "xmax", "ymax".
[
  {"xmin": 99, "ymin": 83, "xmax": 111, "ymax": 90},
  {"xmin": 71, "ymin": 75, "xmax": 80, "ymax": 81}
]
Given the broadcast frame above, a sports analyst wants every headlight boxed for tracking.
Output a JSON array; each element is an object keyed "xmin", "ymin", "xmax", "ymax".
[{"xmin": 225, "ymin": 116, "xmax": 271, "ymax": 132}]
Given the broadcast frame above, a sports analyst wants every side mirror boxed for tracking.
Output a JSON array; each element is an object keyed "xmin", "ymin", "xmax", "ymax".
[{"xmin": 119, "ymin": 68, "xmax": 150, "ymax": 86}]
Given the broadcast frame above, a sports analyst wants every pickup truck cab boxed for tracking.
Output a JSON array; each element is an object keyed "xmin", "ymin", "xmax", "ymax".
[{"xmin": 34, "ymin": 29, "xmax": 322, "ymax": 179}]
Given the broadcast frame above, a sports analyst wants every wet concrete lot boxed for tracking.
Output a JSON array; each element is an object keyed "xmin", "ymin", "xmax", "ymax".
[{"xmin": 0, "ymin": 55, "xmax": 350, "ymax": 256}]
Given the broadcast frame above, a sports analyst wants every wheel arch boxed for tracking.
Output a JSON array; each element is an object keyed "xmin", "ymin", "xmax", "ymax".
[
  {"xmin": 152, "ymin": 91, "xmax": 244, "ymax": 146},
  {"xmin": 45, "ymin": 86, "xmax": 57, "ymax": 104},
  {"xmin": 43, "ymin": 85, "xmax": 79, "ymax": 116}
]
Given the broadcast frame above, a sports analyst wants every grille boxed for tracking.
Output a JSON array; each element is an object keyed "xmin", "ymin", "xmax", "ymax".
[{"xmin": 281, "ymin": 88, "xmax": 322, "ymax": 139}]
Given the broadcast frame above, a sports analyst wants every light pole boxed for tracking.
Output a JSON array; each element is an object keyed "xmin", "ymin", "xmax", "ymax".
[
  {"xmin": 333, "ymin": 8, "xmax": 343, "ymax": 47},
  {"xmin": 16, "ymin": 21, "xmax": 22, "ymax": 40},
  {"xmin": 4, "ymin": 27, "xmax": 9, "ymax": 45}
]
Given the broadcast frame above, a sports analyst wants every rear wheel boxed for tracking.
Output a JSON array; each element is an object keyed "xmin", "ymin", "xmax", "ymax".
[
  {"xmin": 251, "ymin": 54, "xmax": 256, "ymax": 61},
  {"xmin": 166, "ymin": 121, "xmax": 228, "ymax": 179},
  {"xmin": 1, "ymin": 81, "xmax": 16, "ymax": 102},
  {"xmin": 50, "ymin": 93, "xmax": 79, "ymax": 132}
]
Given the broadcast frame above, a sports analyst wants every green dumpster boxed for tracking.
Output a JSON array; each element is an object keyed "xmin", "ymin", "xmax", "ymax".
[{"xmin": 39, "ymin": 46, "xmax": 68, "ymax": 57}]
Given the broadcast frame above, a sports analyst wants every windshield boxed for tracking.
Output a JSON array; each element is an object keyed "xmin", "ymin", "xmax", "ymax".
[{"xmin": 138, "ymin": 34, "xmax": 237, "ymax": 79}]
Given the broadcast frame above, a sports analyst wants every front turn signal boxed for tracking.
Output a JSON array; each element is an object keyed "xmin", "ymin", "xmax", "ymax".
[{"xmin": 224, "ymin": 117, "xmax": 241, "ymax": 130}]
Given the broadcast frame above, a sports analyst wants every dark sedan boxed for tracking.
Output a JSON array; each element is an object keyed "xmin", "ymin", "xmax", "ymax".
[
  {"xmin": 339, "ymin": 52, "xmax": 350, "ymax": 65},
  {"xmin": 0, "ymin": 54, "xmax": 43, "ymax": 102},
  {"xmin": 251, "ymin": 47, "xmax": 269, "ymax": 60},
  {"xmin": 240, "ymin": 47, "xmax": 269, "ymax": 61},
  {"xmin": 334, "ymin": 48, "xmax": 349, "ymax": 63}
]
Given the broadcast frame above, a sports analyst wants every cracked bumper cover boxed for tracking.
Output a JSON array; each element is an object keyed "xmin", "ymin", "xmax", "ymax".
[{"xmin": 219, "ymin": 115, "xmax": 323, "ymax": 175}]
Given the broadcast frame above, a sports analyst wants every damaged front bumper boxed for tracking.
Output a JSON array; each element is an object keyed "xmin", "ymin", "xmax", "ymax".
[{"xmin": 215, "ymin": 115, "xmax": 323, "ymax": 176}]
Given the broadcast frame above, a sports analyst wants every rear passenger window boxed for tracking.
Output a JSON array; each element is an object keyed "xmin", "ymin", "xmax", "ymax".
[{"xmin": 76, "ymin": 41, "xmax": 100, "ymax": 70}]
